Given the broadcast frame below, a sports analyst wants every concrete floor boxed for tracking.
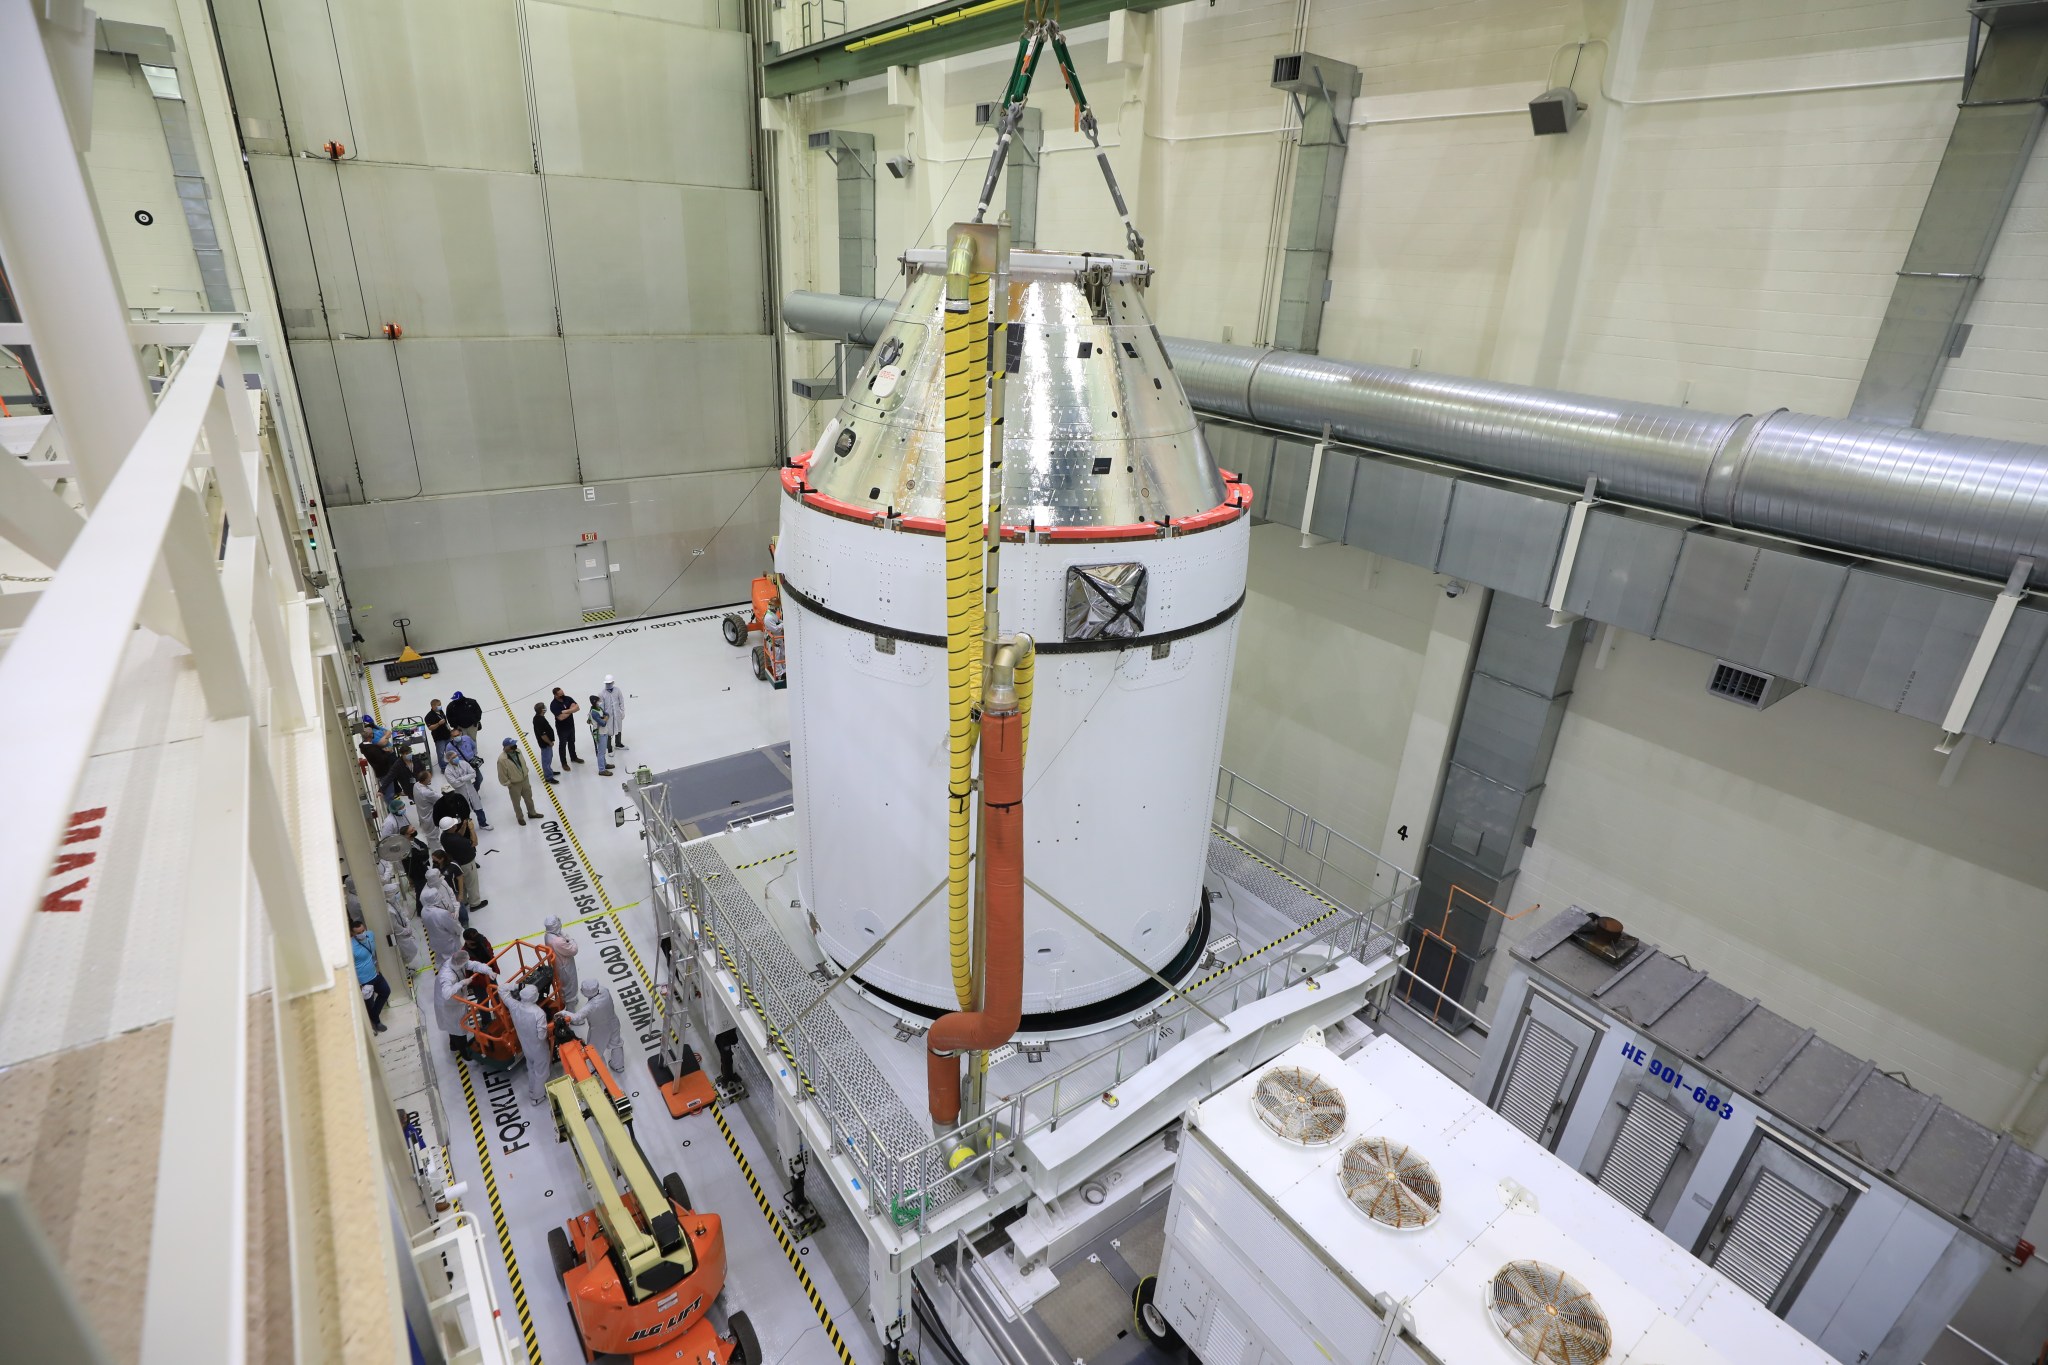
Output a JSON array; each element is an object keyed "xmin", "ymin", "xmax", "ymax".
[{"xmin": 366, "ymin": 608, "xmax": 881, "ymax": 1365}]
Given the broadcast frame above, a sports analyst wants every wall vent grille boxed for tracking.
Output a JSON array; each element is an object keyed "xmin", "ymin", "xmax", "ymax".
[
  {"xmin": 1271, "ymin": 54, "xmax": 1302, "ymax": 84},
  {"xmin": 1709, "ymin": 661, "xmax": 1777, "ymax": 709}
]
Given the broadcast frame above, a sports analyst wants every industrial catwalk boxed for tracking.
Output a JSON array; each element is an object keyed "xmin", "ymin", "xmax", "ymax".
[{"xmin": 364, "ymin": 607, "xmax": 880, "ymax": 1365}]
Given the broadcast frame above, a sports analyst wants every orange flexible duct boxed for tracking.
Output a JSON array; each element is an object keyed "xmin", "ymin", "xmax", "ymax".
[{"xmin": 927, "ymin": 697, "xmax": 1025, "ymax": 1128}]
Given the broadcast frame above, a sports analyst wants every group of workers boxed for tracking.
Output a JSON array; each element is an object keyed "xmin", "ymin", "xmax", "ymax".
[
  {"xmin": 349, "ymin": 674, "xmax": 636, "ymax": 1106},
  {"xmin": 529, "ymin": 677, "xmax": 629, "ymax": 781}
]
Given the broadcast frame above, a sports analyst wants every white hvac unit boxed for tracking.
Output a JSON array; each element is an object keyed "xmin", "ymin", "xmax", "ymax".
[{"xmin": 1152, "ymin": 1036, "xmax": 1838, "ymax": 1365}]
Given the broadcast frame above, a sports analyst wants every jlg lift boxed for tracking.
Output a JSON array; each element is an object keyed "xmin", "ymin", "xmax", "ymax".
[{"xmin": 545, "ymin": 1034, "xmax": 758, "ymax": 1363}]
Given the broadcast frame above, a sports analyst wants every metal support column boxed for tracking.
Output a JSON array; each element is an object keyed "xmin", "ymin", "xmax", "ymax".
[
  {"xmin": 1850, "ymin": 5, "xmax": 2048, "ymax": 426},
  {"xmin": 1406, "ymin": 595, "xmax": 1584, "ymax": 1025},
  {"xmin": 810, "ymin": 129, "xmax": 878, "ymax": 298},
  {"xmin": 1269, "ymin": 52, "xmax": 1359, "ymax": 354}
]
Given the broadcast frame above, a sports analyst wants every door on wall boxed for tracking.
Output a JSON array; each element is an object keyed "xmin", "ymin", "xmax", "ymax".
[
  {"xmin": 574, "ymin": 543, "xmax": 614, "ymax": 624},
  {"xmin": 1491, "ymin": 992, "xmax": 1601, "ymax": 1149},
  {"xmin": 1696, "ymin": 1134, "xmax": 1856, "ymax": 1314}
]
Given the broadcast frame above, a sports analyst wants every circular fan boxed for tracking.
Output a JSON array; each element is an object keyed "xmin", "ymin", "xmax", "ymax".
[
  {"xmin": 1338, "ymin": 1137, "xmax": 1442, "ymax": 1230},
  {"xmin": 1250, "ymin": 1065, "xmax": 1346, "ymax": 1146},
  {"xmin": 1485, "ymin": 1261, "xmax": 1612, "ymax": 1365}
]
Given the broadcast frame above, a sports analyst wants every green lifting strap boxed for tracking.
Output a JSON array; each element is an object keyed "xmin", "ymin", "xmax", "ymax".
[{"xmin": 1048, "ymin": 30, "xmax": 1088, "ymax": 118}]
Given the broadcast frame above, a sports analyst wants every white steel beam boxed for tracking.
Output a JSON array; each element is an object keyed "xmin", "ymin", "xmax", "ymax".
[
  {"xmin": 0, "ymin": 444, "xmax": 84, "ymax": 568},
  {"xmin": 1939, "ymin": 556, "xmax": 2035, "ymax": 745},
  {"xmin": 0, "ymin": 323, "xmax": 237, "ymax": 1000},
  {"xmin": 1298, "ymin": 438, "xmax": 1327, "ymax": 549},
  {"xmin": 138, "ymin": 715, "xmax": 254, "ymax": 1365},
  {"xmin": 0, "ymin": 4, "xmax": 161, "ymax": 508},
  {"xmin": 1545, "ymin": 476, "xmax": 1601, "ymax": 624}
]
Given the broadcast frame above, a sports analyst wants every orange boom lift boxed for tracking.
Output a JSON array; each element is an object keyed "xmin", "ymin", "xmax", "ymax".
[{"xmin": 544, "ymin": 1033, "xmax": 759, "ymax": 1363}]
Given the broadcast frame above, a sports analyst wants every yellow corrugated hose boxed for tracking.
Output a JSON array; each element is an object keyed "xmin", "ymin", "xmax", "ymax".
[{"xmin": 944, "ymin": 240, "xmax": 990, "ymax": 1010}]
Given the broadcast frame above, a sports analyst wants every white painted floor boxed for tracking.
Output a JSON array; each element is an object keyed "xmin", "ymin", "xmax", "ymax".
[{"xmin": 366, "ymin": 609, "xmax": 880, "ymax": 1365}]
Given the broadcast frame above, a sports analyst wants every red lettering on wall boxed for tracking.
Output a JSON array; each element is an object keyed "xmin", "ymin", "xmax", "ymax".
[
  {"xmin": 41, "ymin": 879, "xmax": 89, "ymax": 913},
  {"xmin": 43, "ymin": 808, "xmax": 110, "ymax": 912}
]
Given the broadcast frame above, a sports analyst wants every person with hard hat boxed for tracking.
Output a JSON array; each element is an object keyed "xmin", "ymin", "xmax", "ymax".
[{"xmin": 496, "ymin": 737, "xmax": 540, "ymax": 824}]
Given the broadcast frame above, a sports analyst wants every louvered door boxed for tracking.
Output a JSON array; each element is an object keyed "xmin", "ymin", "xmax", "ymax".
[
  {"xmin": 1492, "ymin": 995, "xmax": 1598, "ymax": 1149},
  {"xmin": 1699, "ymin": 1136, "xmax": 1854, "ymax": 1314},
  {"xmin": 1594, "ymin": 1092, "xmax": 1689, "ymax": 1216}
]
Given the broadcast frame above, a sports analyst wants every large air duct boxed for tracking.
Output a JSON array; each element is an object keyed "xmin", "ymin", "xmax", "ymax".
[{"xmin": 783, "ymin": 292, "xmax": 2048, "ymax": 589}]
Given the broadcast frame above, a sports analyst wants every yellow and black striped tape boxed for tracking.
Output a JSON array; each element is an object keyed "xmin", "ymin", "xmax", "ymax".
[
  {"xmin": 472, "ymin": 650, "xmax": 856, "ymax": 1362},
  {"xmin": 454, "ymin": 1051, "xmax": 544, "ymax": 1362},
  {"xmin": 733, "ymin": 849, "xmax": 796, "ymax": 871},
  {"xmin": 711, "ymin": 1104, "xmax": 857, "ymax": 1364}
]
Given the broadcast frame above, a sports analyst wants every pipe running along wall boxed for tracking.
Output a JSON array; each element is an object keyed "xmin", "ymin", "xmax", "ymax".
[
  {"xmin": 928, "ymin": 639, "xmax": 1031, "ymax": 1129},
  {"xmin": 943, "ymin": 229, "xmax": 991, "ymax": 1010},
  {"xmin": 784, "ymin": 294, "xmax": 2048, "ymax": 589}
]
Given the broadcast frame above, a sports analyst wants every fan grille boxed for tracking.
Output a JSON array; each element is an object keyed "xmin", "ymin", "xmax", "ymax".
[
  {"xmin": 1485, "ymin": 1260, "xmax": 1612, "ymax": 1365},
  {"xmin": 1250, "ymin": 1066, "xmax": 1347, "ymax": 1145},
  {"xmin": 1338, "ymin": 1137, "xmax": 1442, "ymax": 1229}
]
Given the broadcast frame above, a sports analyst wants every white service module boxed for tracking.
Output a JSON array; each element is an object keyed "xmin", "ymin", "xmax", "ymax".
[{"xmin": 1153, "ymin": 1035, "xmax": 1840, "ymax": 1365}]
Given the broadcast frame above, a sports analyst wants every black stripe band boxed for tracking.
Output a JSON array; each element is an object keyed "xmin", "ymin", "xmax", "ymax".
[{"xmin": 779, "ymin": 578, "xmax": 1245, "ymax": 654}]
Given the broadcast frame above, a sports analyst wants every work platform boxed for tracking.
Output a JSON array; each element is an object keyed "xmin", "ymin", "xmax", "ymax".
[{"xmin": 635, "ymin": 763, "xmax": 1418, "ymax": 1342}]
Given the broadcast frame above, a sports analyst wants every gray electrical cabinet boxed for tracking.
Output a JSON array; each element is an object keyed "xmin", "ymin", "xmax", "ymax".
[{"xmin": 1474, "ymin": 909, "xmax": 2048, "ymax": 1365}]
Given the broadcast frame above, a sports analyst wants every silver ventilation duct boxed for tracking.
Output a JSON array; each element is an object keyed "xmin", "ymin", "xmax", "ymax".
[
  {"xmin": 785, "ymin": 292, "xmax": 2048, "ymax": 588},
  {"xmin": 1169, "ymin": 339, "xmax": 2048, "ymax": 589}
]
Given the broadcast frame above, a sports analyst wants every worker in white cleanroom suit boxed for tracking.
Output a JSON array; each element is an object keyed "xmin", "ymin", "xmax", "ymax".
[
  {"xmin": 508, "ymin": 983, "xmax": 554, "ymax": 1104},
  {"xmin": 389, "ymin": 901, "xmax": 423, "ymax": 972},
  {"xmin": 564, "ymin": 978, "xmax": 625, "ymax": 1074},
  {"xmin": 421, "ymin": 893, "xmax": 463, "ymax": 965},
  {"xmin": 601, "ymin": 676, "xmax": 627, "ymax": 751},
  {"xmin": 543, "ymin": 915, "xmax": 580, "ymax": 1000},
  {"xmin": 435, "ymin": 950, "xmax": 494, "ymax": 1053}
]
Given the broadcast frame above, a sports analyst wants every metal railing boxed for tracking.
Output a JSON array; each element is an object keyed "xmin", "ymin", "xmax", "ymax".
[
  {"xmin": 637, "ymin": 768, "xmax": 1418, "ymax": 1235},
  {"xmin": 411, "ymin": 1213, "xmax": 520, "ymax": 1365},
  {"xmin": 0, "ymin": 314, "xmax": 342, "ymax": 1360}
]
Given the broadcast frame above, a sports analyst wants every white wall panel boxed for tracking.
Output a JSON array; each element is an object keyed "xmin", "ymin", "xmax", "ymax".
[
  {"xmin": 540, "ymin": 0, "xmax": 744, "ymax": 34},
  {"xmin": 1555, "ymin": 82, "xmax": 1958, "ymax": 417},
  {"xmin": 336, "ymin": 163, "xmax": 557, "ymax": 337},
  {"xmin": 384, "ymin": 338, "xmax": 579, "ymax": 493},
  {"xmin": 526, "ymin": 6, "xmax": 754, "ymax": 188},
  {"xmin": 290, "ymin": 157, "xmax": 369, "ymax": 337},
  {"xmin": 566, "ymin": 336, "xmax": 777, "ymax": 479},
  {"xmin": 328, "ymin": 467, "xmax": 777, "ymax": 653},
  {"xmin": 1318, "ymin": 114, "xmax": 1536, "ymax": 376},
  {"xmin": 246, "ymin": 154, "xmax": 325, "ymax": 337},
  {"xmin": 330, "ymin": 339, "xmax": 422, "ymax": 501},
  {"xmin": 287, "ymin": 340, "xmax": 361, "ymax": 503},
  {"xmin": 1635, "ymin": 0, "xmax": 1963, "ymax": 95},
  {"xmin": 85, "ymin": 53, "xmax": 208, "ymax": 310},
  {"xmin": 1221, "ymin": 528, "xmax": 1439, "ymax": 853},
  {"xmin": 326, "ymin": 0, "xmax": 533, "ymax": 172},
  {"xmin": 546, "ymin": 177, "xmax": 766, "ymax": 336}
]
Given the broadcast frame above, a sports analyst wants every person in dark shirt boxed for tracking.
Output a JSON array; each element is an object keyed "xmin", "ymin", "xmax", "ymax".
[
  {"xmin": 438, "ymin": 818, "xmax": 486, "ymax": 914},
  {"xmin": 432, "ymin": 787, "xmax": 472, "ymax": 829},
  {"xmin": 531, "ymin": 703, "xmax": 559, "ymax": 782},
  {"xmin": 549, "ymin": 688, "xmax": 583, "ymax": 767},
  {"xmin": 401, "ymin": 826, "xmax": 429, "ymax": 897},
  {"xmin": 445, "ymin": 692, "xmax": 483, "ymax": 747},
  {"xmin": 359, "ymin": 732, "xmax": 405, "ymax": 808},
  {"xmin": 424, "ymin": 700, "xmax": 451, "ymax": 767}
]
